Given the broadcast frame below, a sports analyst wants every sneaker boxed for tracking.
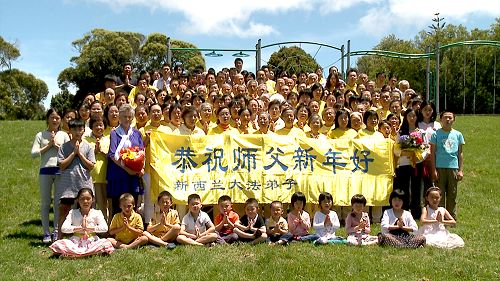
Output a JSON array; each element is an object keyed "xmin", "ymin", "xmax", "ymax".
[
  {"xmin": 42, "ymin": 234, "xmax": 52, "ymax": 244},
  {"xmin": 166, "ymin": 243, "xmax": 176, "ymax": 250},
  {"xmin": 51, "ymin": 230, "xmax": 58, "ymax": 242}
]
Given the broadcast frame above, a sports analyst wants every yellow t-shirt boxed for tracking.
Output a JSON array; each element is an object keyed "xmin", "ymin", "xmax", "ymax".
[
  {"xmin": 357, "ymin": 129, "xmax": 385, "ymax": 140},
  {"xmin": 149, "ymin": 209, "xmax": 181, "ymax": 237},
  {"xmin": 266, "ymin": 80, "xmax": 276, "ymax": 94},
  {"xmin": 319, "ymin": 124, "xmax": 334, "ymax": 135},
  {"xmin": 84, "ymin": 134, "xmax": 110, "ymax": 184},
  {"xmin": 328, "ymin": 128, "xmax": 358, "ymax": 139},
  {"xmin": 344, "ymin": 83, "xmax": 358, "ymax": 94},
  {"xmin": 195, "ymin": 120, "xmax": 217, "ymax": 134},
  {"xmin": 207, "ymin": 125, "xmax": 240, "ymax": 135},
  {"xmin": 110, "ymin": 211, "xmax": 144, "ymax": 244},
  {"xmin": 275, "ymin": 127, "xmax": 307, "ymax": 138}
]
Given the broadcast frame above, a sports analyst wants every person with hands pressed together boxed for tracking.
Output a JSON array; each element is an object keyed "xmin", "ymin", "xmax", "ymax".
[
  {"xmin": 56, "ymin": 119, "xmax": 95, "ymax": 240},
  {"xmin": 214, "ymin": 195, "xmax": 239, "ymax": 244},
  {"xmin": 312, "ymin": 192, "xmax": 346, "ymax": 245},
  {"xmin": 107, "ymin": 193, "xmax": 148, "ymax": 249},
  {"xmin": 49, "ymin": 188, "xmax": 114, "ymax": 257},
  {"xmin": 345, "ymin": 194, "xmax": 379, "ymax": 246},
  {"xmin": 176, "ymin": 194, "xmax": 218, "ymax": 246},
  {"xmin": 266, "ymin": 201, "xmax": 289, "ymax": 245},
  {"xmin": 31, "ymin": 108, "xmax": 70, "ymax": 243},
  {"xmin": 378, "ymin": 189, "xmax": 426, "ymax": 248},
  {"xmin": 107, "ymin": 104, "xmax": 145, "ymax": 216},
  {"xmin": 233, "ymin": 198, "xmax": 267, "ymax": 244},
  {"xmin": 143, "ymin": 191, "xmax": 181, "ymax": 249}
]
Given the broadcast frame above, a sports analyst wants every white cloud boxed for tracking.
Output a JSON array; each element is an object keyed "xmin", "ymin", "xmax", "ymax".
[
  {"xmin": 358, "ymin": 0, "xmax": 500, "ymax": 37},
  {"xmin": 89, "ymin": 0, "xmax": 313, "ymax": 37},
  {"xmin": 318, "ymin": 0, "xmax": 380, "ymax": 15}
]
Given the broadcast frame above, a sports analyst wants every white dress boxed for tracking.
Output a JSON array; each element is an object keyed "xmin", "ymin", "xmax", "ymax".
[{"xmin": 418, "ymin": 206, "xmax": 464, "ymax": 249}]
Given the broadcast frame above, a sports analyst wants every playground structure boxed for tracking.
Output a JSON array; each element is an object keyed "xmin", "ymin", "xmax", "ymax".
[{"xmin": 166, "ymin": 38, "xmax": 500, "ymax": 114}]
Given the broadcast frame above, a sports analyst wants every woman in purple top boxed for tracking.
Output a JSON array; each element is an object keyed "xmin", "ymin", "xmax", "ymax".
[{"xmin": 107, "ymin": 104, "xmax": 144, "ymax": 215}]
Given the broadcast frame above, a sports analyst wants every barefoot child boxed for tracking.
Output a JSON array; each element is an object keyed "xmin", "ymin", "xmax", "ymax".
[
  {"xmin": 233, "ymin": 198, "xmax": 268, "ymax": 244},
  {"xmin": 176, "ymin": 194, "xmax": 218, "ymax": 246},
  {"xmin": 214, "ymin": 195, "xmax": 239, "ymax": 244},
  {"xmin": 143, "ymin": 191, "xmax": 181, "ymax": 249},
  {"xmin": 107, "ymin": 193, "xmax": 148, "ymax": 249}
]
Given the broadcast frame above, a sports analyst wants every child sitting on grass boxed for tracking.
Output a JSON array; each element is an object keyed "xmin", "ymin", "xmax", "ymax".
[
  {"xmin": 285, "ymin": 192, "xmax": 317, "ymax": 242},
  {"xmin": 345, "ymin": 194, "xmax": 378, "ymax": 246},
  {"xmin": 313, "ymin": 192, "xmax": 346, "ymax": 245},
  {"xmin": 143, "ymin": 191, "xmax": 181, "ymax": 249},
  {"xmin": 214, "ymin": 195, "xmax": 239, "ymax": 244},
  {"xmin": 266, "ymin": 201, "xmax": 289, "ymax": 245},
  {"xmin": 176, "ymin": 194, "xmax": 218, "ymax": 246},
  {"xmin": 107, "ymin": 193, "xmax": 148, "ymax": 249},
  {"xmin": 233, "ymin": 198, "xmax": 267, "ymax": 244}
]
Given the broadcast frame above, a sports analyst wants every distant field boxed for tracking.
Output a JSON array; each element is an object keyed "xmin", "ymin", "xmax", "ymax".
[{"xmin": 0, "ymin": 116, "xmax": 498, "ymax": 280}]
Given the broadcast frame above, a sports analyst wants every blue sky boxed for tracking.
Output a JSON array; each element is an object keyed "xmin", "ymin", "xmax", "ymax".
[{"xmin": 1, "ymin": 0, "xmax": 499, "ymax": 107}]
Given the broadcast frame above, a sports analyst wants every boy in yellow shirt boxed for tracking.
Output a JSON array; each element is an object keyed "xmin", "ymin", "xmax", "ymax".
[
  {"xmin": 143, "ymin": 191, "xmax": 181, "ymax": 249},
  {"xmin": 107, "ymin": 193, "xmax": 148, "ymax": 249}
]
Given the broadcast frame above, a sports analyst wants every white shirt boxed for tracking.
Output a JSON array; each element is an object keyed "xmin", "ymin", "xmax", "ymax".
[
  {"xmin": 381, "ymin": 209, "xmax": 418, "ymax": 234},
  {"xmin": 313, "ymin": 210, "xmax": 340, "ymax": 238}
]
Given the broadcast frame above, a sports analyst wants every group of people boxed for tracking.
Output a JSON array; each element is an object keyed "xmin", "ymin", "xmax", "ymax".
[{"xmin": 31, "ymin": 58, "xmax": 465, "ymax": 257}]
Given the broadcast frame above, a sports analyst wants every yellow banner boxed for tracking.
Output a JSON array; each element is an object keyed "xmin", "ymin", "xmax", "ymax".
[{"xmin": 149, "ymin": 132, "xmax": 394, "ymax": 206}]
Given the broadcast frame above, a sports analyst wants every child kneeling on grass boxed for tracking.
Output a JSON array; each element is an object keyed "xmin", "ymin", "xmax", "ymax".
[
  {"xmin": 176, "ymin": 194, "xmax": 218, "ymax": 246},
  {"xmin": 107, "ymin": 193, "xmax": 148, "ymax": 249},
  {"xmin": 233, "ymin": 198, "xmax": 267, "ymax": 244},
  {"xmin": 143, "ymin": 191, "xmax": 180, "ymax": 249}
]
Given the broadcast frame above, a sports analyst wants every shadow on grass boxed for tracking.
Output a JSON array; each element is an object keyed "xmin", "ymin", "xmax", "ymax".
[
  {"xmin": 20, "ymin": 219, "xmax": 43, "ymax": 227},
  {"xmin": 29, "ymin": 241, "xmax": 49, "ymax": 247},
  {"xmin": 5, "ymin": 230, "xmax": 40, "ymax": 240}
]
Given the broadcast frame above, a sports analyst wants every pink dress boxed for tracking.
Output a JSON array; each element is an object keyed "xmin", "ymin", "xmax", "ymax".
[{"xmin": 418, "ymin": 206, "xmax": 464, "ymax": 249}]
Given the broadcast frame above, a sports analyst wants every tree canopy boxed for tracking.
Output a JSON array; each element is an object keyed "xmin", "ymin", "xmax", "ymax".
[
  {"xmin": 268, "ymin": 46, "xmax": 319, "ymax": 77},
  {"xmin": 58, "ymin": 29, "xmax": 205, "ymax": 101},
  {"xmin": 356, "ymin": 18, "xmax": 500, "ymax": 114},
  {"xmin": 0, "ymin": 36, "xmax": 20, "ymax": 71}
]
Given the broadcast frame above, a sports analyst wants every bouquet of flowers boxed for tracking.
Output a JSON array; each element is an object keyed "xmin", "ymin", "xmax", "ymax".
[
  {"xmin": 397, "ymin": 131, "xmax": 428, "ymax": 167},
  {"xmin": 119, "ymin": 146, "xmax": 145, "ymax": 173}
]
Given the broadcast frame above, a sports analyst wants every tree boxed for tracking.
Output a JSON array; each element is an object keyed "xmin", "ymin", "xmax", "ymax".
[
  {"xmin": 0, "ymin": 36, "xmax": 20, "ymax": 70},
  {"xmin": 0, "ymin": 69, "xmax": 48, "ymax": 120},
  {"xmin": 170, "ymin": 39, "xmax": 205, "ymax": 72},
  {"xmin": 50, "ymin": 89, "xmax": 76, "ymax": 114},
  {"xmin": 58, "ymin": 29, "xmax": 205, "ymax": 101},
  {"xmin": 267, "ymin": 46, "xmax": 319, "ymax": 76}
]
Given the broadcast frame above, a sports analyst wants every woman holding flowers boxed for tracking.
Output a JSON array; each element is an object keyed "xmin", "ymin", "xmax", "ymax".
[
  {"xmin": 107, "ymin": 104, "xmax": 144, "ymax": 216},
  {"xmin": 394, "ymin": 108, "xmax": 429, "ymax": 219}
]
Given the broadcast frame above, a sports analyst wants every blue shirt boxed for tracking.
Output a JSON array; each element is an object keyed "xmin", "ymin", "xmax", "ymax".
[{"xmin": 430, "ymin": 129, "xmax": 464, "ymax": 169}]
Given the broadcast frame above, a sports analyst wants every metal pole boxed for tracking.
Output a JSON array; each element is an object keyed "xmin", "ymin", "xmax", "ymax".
[
  {"xmin": 474, "ymin": 50, "xmax": 477, "ymax": 114},
  {"xmin": 494, "ymin": 53, "xmax": 496, "ymax": 114},
  {"xmin": 166, "ymin": 37, "xmax": 172, "ymax": 65},
  {"xmin": 256, "ymin": 39, "xmax": 261, "ymax": 72},
  {"xmin": 426, "ymin": 46, "xmax": 430, "ymax": 101},
  {"xmin": 463, "ymin": 48, "xmax": 466, "ymax": 114},
  {"xmin": 341, "ymin": 45, "xmax": 345, "ymax": 79},
  {"xmin": 346, "ymin": 40, "xmax": 351, "ymax": 77},
  {"xmin": 435, "ymin": 42, "xmax": 440, "ymax": 113},
  {"xmin": 444, "ymin": 65, "xmax": 447, "ymax": 110}
]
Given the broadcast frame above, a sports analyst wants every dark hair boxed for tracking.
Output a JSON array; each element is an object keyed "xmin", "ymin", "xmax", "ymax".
[
  {"xmin": 181, "ymin": 106, "xmax": 197, "ymax": 121},
  {"xmin": 89, "ymin": 114, "xmax": 106, "ymax": 130},
  {"xmin": 119, "ymin": 193, "xmax": 135, "ymax": 204},
  {"xmin": 310, "ymin": 83, "xmax": 324, "ymax": 99},
  {"xmin": 135, "ymin": 104, "xmax": 149, "ymax": 115},
  {"xmin": 168, "ymin": 103, "xmax": 182, "ymax": 120},
  {"xmin": 389, "ymin": 189, "xmax": 407, "ymax": 207},
  {"xmin": 45, "ymin": 108, "xmax": 61, "ymax": 127},
  {"xmin": 77, "ymin": 187, "xmax": 94, "ymax": 200},
  {"xmin": 363, "ymin": 109, "xmax": 379, "ymax": 125},
  {"xmin": 291, "ymin": 191, "xmax": 307, "ymax": 207},
  {"xmin": 68, "ymin": 119, "xmax": 85, "ymax": 129},
  {"xmin": 417, "ymin": 100, "xmax": 437, "ymax": 123},
  {"xmin": 157, "ymin": 190, "xmax": 173, "ymax": 202},
  {"xmin": 318, "ymin": 192, "xmax": 333, "ymax": 205},
  {"xmin": 325, "ymin": 72, "xmax": 339, "ymax": 90},
  {"xmin": 425, "ymin": 186, "xmax": 441, "ymax": 198},
  {"xmin": 399, "ymin": 108, "xmax": 417, "ymax": 135},
  {"xmin": 245, "ymin": 198, "xmax": 259, "ymax": 207},
  {"xmin": 270, "ymin": 200, "xmax": 283, "ymax": 209},
  {"xmin": 334, "ymin": 108, "xmax": 351, "ymax": 129},
  {"xmin": 351, "ymin": 194, "xmax": 367, "ymax": 206},
  {"xmin": 238, "ymin": 107, "xmax": 252, "ymax": 117},
  {"xmin": 187, "ymin": 193, "xmax": 201, "ymax": 204},
  {"xmin": 218, "ymin": 195, "xmax": 232, "ymax": 204},
  {"xmin": 439, "ymin": 110, "xmax": 455, "ymax": 119},
  {"xmin": 268, "ymin": 99, "xmax": 281, "ymax": 110}
]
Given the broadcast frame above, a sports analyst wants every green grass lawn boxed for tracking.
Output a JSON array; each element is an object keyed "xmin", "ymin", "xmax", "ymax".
[{"xmin": 0, "ymin": 116, "xmax": 499, "ymax": 280}]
